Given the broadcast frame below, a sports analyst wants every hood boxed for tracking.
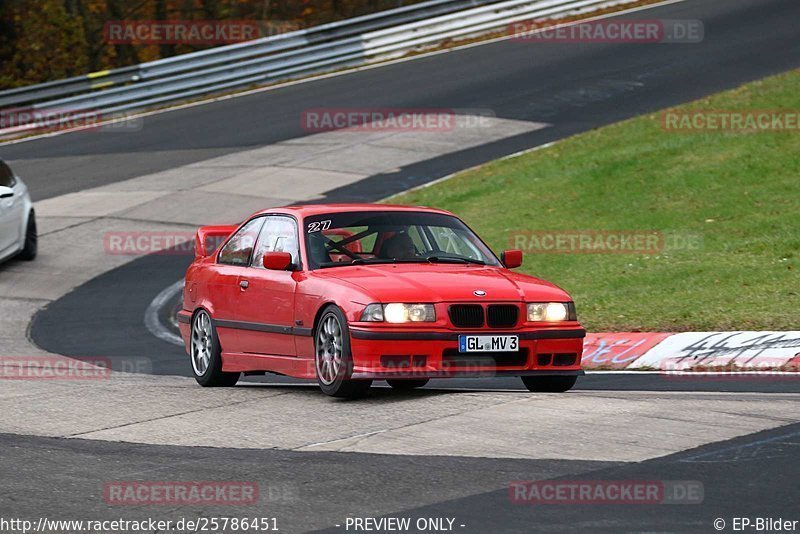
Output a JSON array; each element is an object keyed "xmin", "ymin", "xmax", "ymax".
[{"xmin": 319, "ymin": 263, "xmax": 570, "ymax": 303}]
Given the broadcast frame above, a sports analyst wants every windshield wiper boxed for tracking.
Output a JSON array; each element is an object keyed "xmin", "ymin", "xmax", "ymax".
[
  {"xmin": 319, "ymin": 256, "xmax": 486, "ymax": 268},
  {"xmin": 352, "ymin": 257, "xmax": 454, "ymax": 265},
  {"xmin": 318, "ymin": 258, "xmax": 396, "ymax": 268},
  {"xmin": 426, "ymin": 256, "xmax": 486, "ymax": 265},
  {"xmin": 351, "ymin": 258, "xmax": 393, "ymax": 265}
]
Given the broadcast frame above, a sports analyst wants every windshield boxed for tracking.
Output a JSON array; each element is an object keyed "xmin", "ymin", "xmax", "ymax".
[{"xmin": 303, "ymin": 211, "xmax": 501, "ymax": 270}]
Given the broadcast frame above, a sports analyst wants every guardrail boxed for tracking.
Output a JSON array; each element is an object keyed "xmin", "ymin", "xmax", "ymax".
[
  {"xmin": 0, "ymin": 0, "xmax": 493, "ymax": 110},
  {"xmin": 0, "ymin": 0, "xmax": 637, "ymax": 136}
]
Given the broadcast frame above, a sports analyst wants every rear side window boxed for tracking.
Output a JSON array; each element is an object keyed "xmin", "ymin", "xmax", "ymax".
[
  {"xmin": 0, "ymin": 162, "xmax": 16, "ymax": 188},
  {"xmin": 217, "ymin": 218, "xmax": 265, "ymax": 266}
]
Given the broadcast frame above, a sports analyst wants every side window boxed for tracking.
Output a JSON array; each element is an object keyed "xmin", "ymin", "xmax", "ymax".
[
  {"xmin": 357, "ymin": 229, "xmax": 377, "ymax": 254},
  {"xmin": 407, "ymin": 226, "xmax": 428, "ymax": 253},
  {"xmin": 429, "ymin": 226, "xmax": 482, "ymax": 260},
  {"xmin": 217, "ymin": 218, "xmax": 265, "ymax": 266},
  {"xmin": 0, "ymin": 162, "xmax": 16, "ymax": 188},
  {"xmin": 252, "ymin": 216, "xmax": 300, "ymax": 269}
]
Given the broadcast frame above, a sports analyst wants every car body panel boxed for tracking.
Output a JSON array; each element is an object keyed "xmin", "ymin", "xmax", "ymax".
[
  {"xmin": 179, "ymin": 204, "xmax": 584, "ymax": 381},
  {"xmin": 317, "ymin": 263, "xmax": 568, "ymax": 303},
  {"xmin": 0, "ymin": 162, "xmax": 33, "ymax": 264},
  {"xmin": 231, "ymin": 267, "xmax": 299, "ymax": 356}
]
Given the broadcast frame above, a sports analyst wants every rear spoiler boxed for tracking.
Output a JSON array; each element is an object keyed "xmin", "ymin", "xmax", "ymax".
[{"xmin": 195, "ymin": 225, "xmax": 238, "ymax": 258}]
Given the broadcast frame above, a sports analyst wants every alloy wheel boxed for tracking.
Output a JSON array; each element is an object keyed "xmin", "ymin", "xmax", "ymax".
[
  {"xmin": 316, "ymin": 314, "xmax": 343, "ymax": 385},
  {"xmin": 191, "ymin": 311, "xmax": 213, "ymax": 376}
]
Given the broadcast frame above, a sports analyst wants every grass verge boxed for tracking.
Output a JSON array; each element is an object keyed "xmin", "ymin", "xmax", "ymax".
[{"xmin": 386, "ymin": 70, "xmax": 800, "ymax": 332}]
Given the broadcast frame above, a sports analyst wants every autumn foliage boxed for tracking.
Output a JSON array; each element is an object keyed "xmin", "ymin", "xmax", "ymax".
[{"xmin": 0, "ymin": 0, "xmax": 418, "ymax": 89}]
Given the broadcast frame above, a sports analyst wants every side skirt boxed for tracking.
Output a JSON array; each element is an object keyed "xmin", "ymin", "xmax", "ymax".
[{"xmin": 222, "ymin": 352, "xmax": 316, "ymax": 379}]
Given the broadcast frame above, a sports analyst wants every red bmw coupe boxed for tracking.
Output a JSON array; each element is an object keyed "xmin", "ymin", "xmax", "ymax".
[{"xmin": 178, "ymin": 204, "xmax": 584, "ymax": 397}]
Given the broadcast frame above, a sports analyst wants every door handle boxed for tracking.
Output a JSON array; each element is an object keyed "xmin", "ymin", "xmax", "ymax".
[{"xmin": 239, "ymin": 280, "xmax": 249, "ymax": 290}]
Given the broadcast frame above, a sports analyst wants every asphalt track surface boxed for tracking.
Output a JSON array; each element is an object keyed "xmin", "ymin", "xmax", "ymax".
[
  {"xmin": 0, "ymin": 422, "xmax": 798, "ymax": 533},
  {"xmin": 3, "ymin": 0, "xmax": 800, "ymax": 531}
]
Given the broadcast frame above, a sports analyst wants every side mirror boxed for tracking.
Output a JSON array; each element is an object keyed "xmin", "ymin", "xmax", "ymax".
[
  {"xmin": 263, "ymin": 251, "xmax": 293, "ymax": 271},
  {"xmin": 0, "ymin": 186, "xmax": 13, "ymax": 199},
  {"xmin": 501, "ymin": 249, "xmax": 523, "ymax": 269}
]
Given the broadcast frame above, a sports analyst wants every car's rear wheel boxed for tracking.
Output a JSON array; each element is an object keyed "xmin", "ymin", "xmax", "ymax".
[
  {"xmin": 315, "ymin": 306, "xmax": 372, "ymax": 398},
  {"xmin": 17, "ymin": 211, "xmax": 37, "ymax": 261},
  {"xmin": 386, "ymin": 378, "xmax": 429, "ymax": 390},
  {"xmin": 191, "ymin": 309, "xmax": 240, "ymax": 387},
  {"xmin": 521, "ymin": 375, "xmax": 577, "ymax": 393}
]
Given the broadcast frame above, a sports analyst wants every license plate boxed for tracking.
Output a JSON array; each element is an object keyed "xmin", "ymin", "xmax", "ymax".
[{"xmin": 458, "ymin": 335, "xmax": 519, "ymax": 353}]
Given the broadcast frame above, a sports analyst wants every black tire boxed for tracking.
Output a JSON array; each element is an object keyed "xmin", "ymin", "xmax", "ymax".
[
  {"xmin": 315, "ymin": 305, "xmax": 372, "ymax": 398},
  {"xmin": 190, "ymin": 309, "xmax": 240, "ymax": 387},
  {"xmin": 521, "ymin": 375, "xmax": 577, "ymax": 393},
  {"xmin": 386, "ymin": 378, "xmax": 429, "ymax": 390},
  {"xmin": 17, "ymin": 211, "xmax": 37, "ymax": 261}
]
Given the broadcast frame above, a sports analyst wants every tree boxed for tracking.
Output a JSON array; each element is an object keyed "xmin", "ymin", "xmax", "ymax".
[
  {"xmin": 0, "ymin": 0, "xmax": 89, "ymax": 87},
  {"xmin": 0, "ymin": 0, "xmax": 422, "ymax": 89}
]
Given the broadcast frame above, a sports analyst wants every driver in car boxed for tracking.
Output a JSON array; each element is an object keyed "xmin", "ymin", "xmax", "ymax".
[{"xmin": 381, "ymin": 232, "xmax": 417, "ymax": 259}]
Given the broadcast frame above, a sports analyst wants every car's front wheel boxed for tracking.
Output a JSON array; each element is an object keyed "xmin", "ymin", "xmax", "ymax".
[
  {"xmin": 190, "ymin": 309, "xmax": 240, "ymax": 387},
  {"xmin": 315, "ymin": 306, "xmax": 372, "ymax": 398},
  {"xmin": 521, "ymin": 375, "xmax": 577, "ymax": 393},
  {"xmin": 17, "ymin": 211, "xmax": 37, "ymax": 261}
]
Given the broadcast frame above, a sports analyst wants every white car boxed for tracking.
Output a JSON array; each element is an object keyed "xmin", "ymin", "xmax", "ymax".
[{"xmin": 0, "ymin": 160, "xmax": 36, "ymax": 264}]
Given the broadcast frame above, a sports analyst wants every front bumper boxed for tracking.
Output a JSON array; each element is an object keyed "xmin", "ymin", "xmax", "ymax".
[{"xmin": 348, "ymin": 326, "xmax": 585, "ymax": 379}]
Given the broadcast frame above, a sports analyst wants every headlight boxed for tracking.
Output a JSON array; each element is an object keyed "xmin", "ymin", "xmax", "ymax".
[
  {"xmin": 527, "ymin": 302, "xmax": 576, "ymax": 322},
  {"xmin": 360, "ymin": 303, "xmax": 436, "ymax": 323}
]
